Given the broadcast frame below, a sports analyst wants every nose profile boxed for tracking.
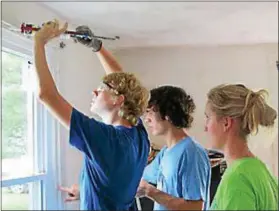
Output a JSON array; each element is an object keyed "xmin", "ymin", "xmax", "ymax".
[{"xmin": 92, "ymin": 90, "xmax": 98, "ymax": 97}]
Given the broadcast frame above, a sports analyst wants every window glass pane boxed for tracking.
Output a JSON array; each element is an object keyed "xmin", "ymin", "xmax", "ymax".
[
  {"xmin": 2, "ymin": 50, "xmax": 35, "ymax": 180},
  {"xmin": 2, "ymin": 182, "xmax": 40, "ymax": 210}
]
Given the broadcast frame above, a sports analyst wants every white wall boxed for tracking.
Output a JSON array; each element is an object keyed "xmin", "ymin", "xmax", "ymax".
[{"xmin": 114, "ymin": 44, "xmax": 278, "ymax": 175}]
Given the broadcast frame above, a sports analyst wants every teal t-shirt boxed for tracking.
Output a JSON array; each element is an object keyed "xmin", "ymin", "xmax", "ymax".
[{"xmin": 210, "ymin": 157, "xmax": 278, "ymax": 210}]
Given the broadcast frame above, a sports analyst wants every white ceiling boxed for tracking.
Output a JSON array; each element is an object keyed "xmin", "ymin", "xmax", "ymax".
[{"xmin": 41, "ymin": 2, "xmax": 278, "ymax": 49}]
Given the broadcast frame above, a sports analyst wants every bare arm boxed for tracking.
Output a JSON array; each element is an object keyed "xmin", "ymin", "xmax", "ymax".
[
  {"xmin": 137, "ymin": 180, "xmax": 203, "ymax": 210},
  {"xmin": 96, "ymin": 46, "xmax": 123, "ymax": 74},
  {"xmin": 147, "ymin": 188, "xmax": 203, "ymax": 211},
  {"xmin": 34, "ymin": 20, "xmax": 72, "ymax": 129}
]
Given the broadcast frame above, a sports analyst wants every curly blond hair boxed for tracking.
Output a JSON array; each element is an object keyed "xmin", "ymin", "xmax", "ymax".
[
  {"xmin": 207, "ymin": 84, "xmax": 277, "ymax": 138},
  {"xmin": 102, "ymin": 72, "xmax": 149, "ymax": 126}
]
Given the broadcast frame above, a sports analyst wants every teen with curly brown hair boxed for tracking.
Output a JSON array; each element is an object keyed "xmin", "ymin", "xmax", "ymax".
[{"xmin": 137, "ymin": 86, "xmax": 211, "ymax": 211}]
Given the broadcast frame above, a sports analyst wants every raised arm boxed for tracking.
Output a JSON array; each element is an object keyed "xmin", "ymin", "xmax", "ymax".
[
  {"xmin": 96, "ymin": 46, "xmax": 123, "ymax": 74},
  {"xmin": 75, "ymin": 26, "xmax": 123, "ymax": 74},
  {"xmin": 34, "ymin": 20, "xmax": 73, "ymax": 129}
]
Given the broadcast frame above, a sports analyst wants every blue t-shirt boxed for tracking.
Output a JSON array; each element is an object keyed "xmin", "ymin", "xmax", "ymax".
[
  {"xmin": 69, "ymin": 108, "xmax": 150, "ymax": 210},
  {"xmin": 143, "ymin": 137, "xmax": 211, "ymax": 210}
]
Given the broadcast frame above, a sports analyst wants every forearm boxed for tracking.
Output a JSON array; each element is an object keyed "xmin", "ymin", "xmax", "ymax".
[
  {"xmin": 34, "ymin": 41, "xmax": 58, "ymax": 96},
  {"xmin": 147, "ymin": 188, "xmax": 203, "ymax": 210},
  {"xmin": 96, "ymin": 46, "xmax": 123, "ymax": 74}
]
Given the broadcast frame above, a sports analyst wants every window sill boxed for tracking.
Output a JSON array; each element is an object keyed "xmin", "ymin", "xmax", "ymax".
[{"xmin": 2, "ymin": 173, "xmax": 46, "ymax": 187}]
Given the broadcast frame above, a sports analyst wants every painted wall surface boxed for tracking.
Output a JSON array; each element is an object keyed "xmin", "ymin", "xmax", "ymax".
[{"xmin": 115, "ymin": 44, "xmax": 278, "ymax": 176}]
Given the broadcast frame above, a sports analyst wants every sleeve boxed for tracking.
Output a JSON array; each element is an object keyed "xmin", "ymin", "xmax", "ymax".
[
  {"xmin": 179, "ymin": 152, "xmax": 211, "ymax": 202},
  {"xmin": 142, "ymin": 149, "xmax": 164, "ymax": 185},
  {"xmin": 69, "ymin": 108, "xmax": 118, "ymax": 164}
]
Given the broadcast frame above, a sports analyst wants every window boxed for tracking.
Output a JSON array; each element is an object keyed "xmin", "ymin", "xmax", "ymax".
[
  {"xmin": 2, "ymin": 51, "xmax": 37, "ymax": 210},
  {"xmin": 1, "ymin": 27, "xmax": 62, "ymax": 210}
]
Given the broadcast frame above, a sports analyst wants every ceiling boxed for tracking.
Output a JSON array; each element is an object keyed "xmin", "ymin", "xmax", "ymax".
[{"xmin": 41, "ymin": 2, "xmax": 278, "ymax": 49}]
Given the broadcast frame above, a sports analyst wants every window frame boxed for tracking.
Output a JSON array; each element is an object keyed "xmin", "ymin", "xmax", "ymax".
[{"xmin": 1, "ymin": 27, "xmax": 62, "ymax": 210}]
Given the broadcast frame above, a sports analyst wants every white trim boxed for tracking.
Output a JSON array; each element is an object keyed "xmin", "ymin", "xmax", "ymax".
[
  {"xmin": 42, "ymin": 108, "xmax": 60, "ymax": 210},
  {"xmin": 2, "ymin": 23, "xmax": 62, "ymax": 210},
  {"xmin": 30, "ymin": 181, "xmax": 43, "ymax": 210},
  {"xmin": 2, "ymin": 46, "xmax": 32, "ymax": 61},
  {"xmin": 34, "ymin": 100, "xmax": 45, "ymax": 210},
  {"xmin": 2, "ymin": 27, "xmax": 33, "ymax": 57},
  {"xmin": 2, "ymin": 174, "xmax": 46, "ymax": 187}
]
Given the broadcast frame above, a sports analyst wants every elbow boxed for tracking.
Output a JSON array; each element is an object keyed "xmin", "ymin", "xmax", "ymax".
[
  {"xmin": 114, "ymin": 61, "xmax": 123, "ymax": 72},
  {"xmin": 116, "ymin": 66, "xmax": 123, "ymax": 72},
  {"xmin": 106, "ymin": 65, "xmax": 123, "ymax": 74},
  {"xmin": 38, "ymin": 91, "xmax": 47, "ymax": 101},
  {"xmin": 38, "ymin": 90, "xmax": 50, "ymax": 102},
  {"xmin": 38, "ymin": 89, "xmax": 57, "ymax": 103},
  {"xmin": 111, "ymin": 67, "xmax": 123, "ymax": 73}
]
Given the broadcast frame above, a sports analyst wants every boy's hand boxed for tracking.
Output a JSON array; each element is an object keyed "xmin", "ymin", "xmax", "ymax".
[
  {"xmin": 75, "ymin": 25, "xmax": 102, "ymax": 52},
  {"xmin": 34, "ymin": 19, "xmax": 68, "ymax": 45},
  {"xmin": 58, "ymin": 184, "xmax": 80, "ymax": 202}
]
